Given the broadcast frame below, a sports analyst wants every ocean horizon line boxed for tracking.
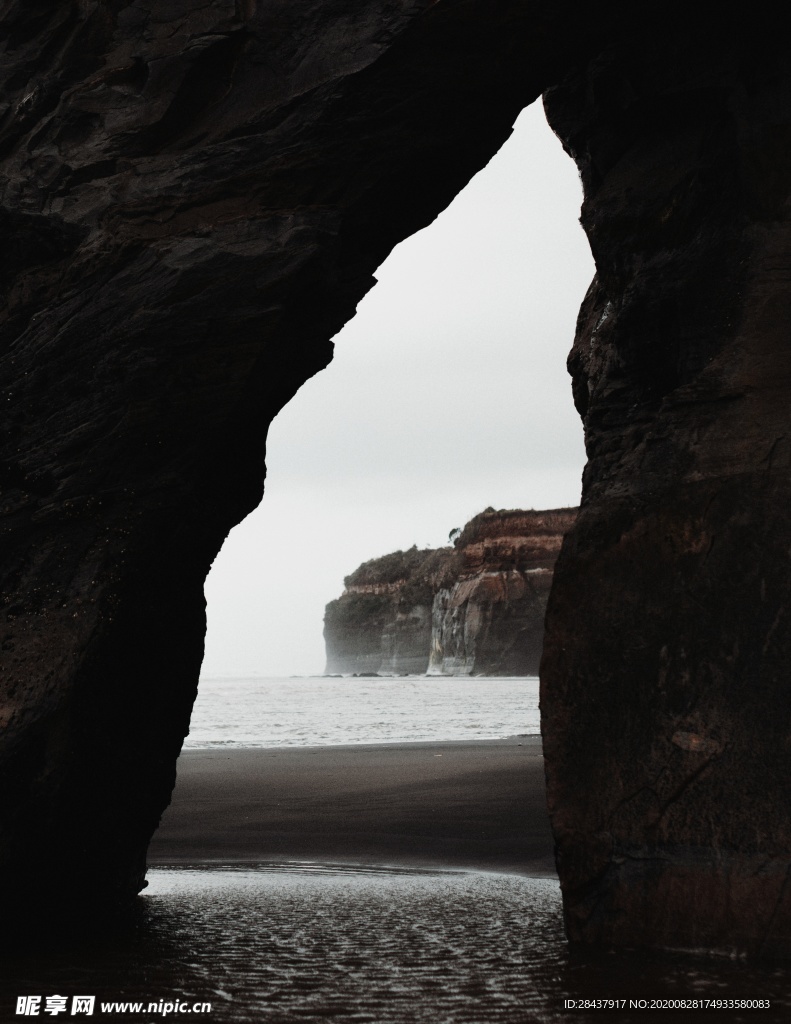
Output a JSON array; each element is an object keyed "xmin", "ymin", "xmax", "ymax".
[{"xmin": 198, "ymin": 672, "xmax": 541, "ymax": 681}]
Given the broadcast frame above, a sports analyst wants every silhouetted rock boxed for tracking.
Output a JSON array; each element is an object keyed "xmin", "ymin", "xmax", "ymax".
[
  {"xmin": 2, "ymin": 0, "xmax": 791, "ymax": 958},
  {"xmin": 0, "ymin": 0, "xmax": 586, "ymax": 918},
  {"xmin": 541, "ymin": 9, "xmax": 791, "ymax": 956}
]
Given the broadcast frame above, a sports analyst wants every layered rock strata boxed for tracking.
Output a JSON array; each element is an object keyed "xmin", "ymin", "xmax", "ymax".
[
  {"xmin": 324, "ymin": 546, "xmax": 455, "ymax": 675},
  {"xmin": 429, "ymin": 508, "xmax": 577, "ymax": 676},
  {"xmin": 324, "ymin": 508, "xmax": 576, "ymax": 676}
]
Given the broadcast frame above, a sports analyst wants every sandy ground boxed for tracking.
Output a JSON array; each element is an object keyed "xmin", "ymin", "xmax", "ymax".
[{"xmin": 148, "ymin": 737, "xmax": 556, "ymax": 876}]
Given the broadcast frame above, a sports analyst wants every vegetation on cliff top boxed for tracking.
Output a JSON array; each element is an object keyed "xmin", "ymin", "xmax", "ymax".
[
  {"xmin": 332, "ymin": 508, "xmax": 578, "ymax": 619},
  {"xmin": 340, "ymin": 508, "xmax": 578, "ymax": 595},
  {"xmin": 324, "ymin": 592, "xmax": 391, "ymax": 628},
  {"xmin": 338, "ymin": 544, "xmax": 459, "ymax": 611},
  {"xmin": 344, "ymin": 545, "xmax": 453, "ymax": 589}
]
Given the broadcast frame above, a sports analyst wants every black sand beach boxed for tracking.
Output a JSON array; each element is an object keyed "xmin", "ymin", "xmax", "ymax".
[
  {"xmin": 148, "ymin": 737, "xmax": 556, "ymax": 876},
  {"xmin": 8, "ymin": 739, "xmax": 790, "ymax": 1024}
]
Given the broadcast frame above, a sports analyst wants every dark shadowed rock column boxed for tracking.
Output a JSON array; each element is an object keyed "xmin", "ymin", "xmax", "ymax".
[
  {"xmin": 0, "ymin": 0, "xmax": 599, "ymax": 915},
  {"xmin": 541, "ymin": 12, "xmax": 791, "ymax": 956}
]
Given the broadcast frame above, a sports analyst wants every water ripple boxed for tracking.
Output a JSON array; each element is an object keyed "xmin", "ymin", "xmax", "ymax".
[{"xmin": 2, "ymin": 868, "xmax": 789, "ymax": 1023}]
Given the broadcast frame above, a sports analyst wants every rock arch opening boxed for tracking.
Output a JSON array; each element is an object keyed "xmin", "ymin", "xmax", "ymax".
[
  {"xmin": 1, "ymin": 0, "xmax": 790, "ymax": 960},
  {"xmin": 199, "ymin": 100, "xmax": 590, "ymax": 683}
]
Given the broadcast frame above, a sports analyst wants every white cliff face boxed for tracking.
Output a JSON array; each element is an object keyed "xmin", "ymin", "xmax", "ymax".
[
  {"xmin": 428, "ymin": 586, "xmax": 470, "ymax": 675},
  {"xmin": 428, "ymin": 570, "xmax": 553, "ymax": 676}
]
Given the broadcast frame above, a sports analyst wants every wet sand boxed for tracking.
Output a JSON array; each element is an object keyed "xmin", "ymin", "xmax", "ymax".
[{"xmin": 148, "ymin": 737, "xmax": 556, "ymax": 876}]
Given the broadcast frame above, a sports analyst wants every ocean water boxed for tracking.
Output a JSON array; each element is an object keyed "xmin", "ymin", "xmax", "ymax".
[
  {"xmin": 4, "ymin": 866, "xmax": 789, "ymax": 1024},
  {"xmin": 186, "ymin": 675, "xmax": 540, "ymax": 747}
]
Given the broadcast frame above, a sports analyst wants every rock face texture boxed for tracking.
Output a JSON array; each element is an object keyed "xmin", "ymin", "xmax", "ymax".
[
  {"xmin": 541, "ymin": 12, "xmax": 791, "ymax": 956},
  {"xmin": 0, "ymin": 0, "xmax": 590, "ymax": 917},
  {"xmin": 324, "ymin": 546, "xmax": 455, "ymax": 675},
  {"xmin": 324, "ymin": 508, "xmax": 575, "ymax": 675},
  {"xmin": 429, "ymin": 508, "xmax": 576, "ymax": 676},
  {"xmin": 2, "ymin": 0, "xmax": 791, "ymax": 958}
]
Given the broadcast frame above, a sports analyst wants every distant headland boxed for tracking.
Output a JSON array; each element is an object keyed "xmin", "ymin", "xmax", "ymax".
[{"xmin": 324, "ymin": 507, "xmax": 578, "ymax": 676}]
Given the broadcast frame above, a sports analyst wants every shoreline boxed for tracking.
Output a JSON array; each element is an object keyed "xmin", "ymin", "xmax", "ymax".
[
  {"xmin": 148, "ymin": 738, "xmax": 556, "ymax": 877},
  {"xmin": 179, "ymin": 733, "xmax": 543, "ymax": 751}
]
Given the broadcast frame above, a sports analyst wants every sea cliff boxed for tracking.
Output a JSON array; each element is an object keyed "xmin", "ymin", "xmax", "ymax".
[
  {"xmin": 324, "ymin": 508, "xmax": 577, "ymax": 676},
  {"xmin": 324, "ymin": 546, "xmax": 456, "ymax": 675}
]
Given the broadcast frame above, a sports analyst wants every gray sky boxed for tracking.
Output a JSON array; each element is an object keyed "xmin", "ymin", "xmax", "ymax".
[{"xmin": 201, "ymin": 100, "xmax": 595, "ymax": 678}]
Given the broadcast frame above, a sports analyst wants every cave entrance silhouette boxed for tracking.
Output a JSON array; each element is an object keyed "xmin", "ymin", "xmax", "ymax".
[
  {"xmin": 200, "ymin": 99, "xmax": 591, "ymax": 682},
  {"xmin": 152, "ymin": 95, "xmax": 592, "ymax": 889}
]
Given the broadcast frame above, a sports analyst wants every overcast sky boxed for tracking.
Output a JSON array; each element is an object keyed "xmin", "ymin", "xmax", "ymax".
[{"xmin": 201, "ymin": 100, "xmax": 595, "ymax": 678}]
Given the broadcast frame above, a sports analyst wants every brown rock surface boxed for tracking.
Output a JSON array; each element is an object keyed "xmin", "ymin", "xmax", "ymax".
[
  {"xmin": 323, "ymin": 508, "xmax": 576, "ymax": 676},
  {"xmin": 429, "ymin": 508, "xmax": 577, "ymax": 676},
  {"xmin": 541, "ymin": 12, "xmax": 791, "ymax": 955}
]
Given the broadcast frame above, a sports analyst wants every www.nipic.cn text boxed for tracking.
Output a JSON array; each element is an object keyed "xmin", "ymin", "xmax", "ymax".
[{"xmin": 16, "ymin": 995, "xmax": 212, "ymax": 1017}]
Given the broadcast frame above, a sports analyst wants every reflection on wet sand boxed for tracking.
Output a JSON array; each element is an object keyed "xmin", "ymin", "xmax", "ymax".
[{"xmin": 3, "ymin": 866, "xmax": 790, "ymax": 1024}]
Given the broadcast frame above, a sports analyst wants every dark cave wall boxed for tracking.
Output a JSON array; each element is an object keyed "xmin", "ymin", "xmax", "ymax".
[
  {"xmin": 541, "ymin": 12, "xmax": 791, "ymax": 954},
  {"xmin": 0, "ymin": 0, "xmax": 594, "ymax": 912}
]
